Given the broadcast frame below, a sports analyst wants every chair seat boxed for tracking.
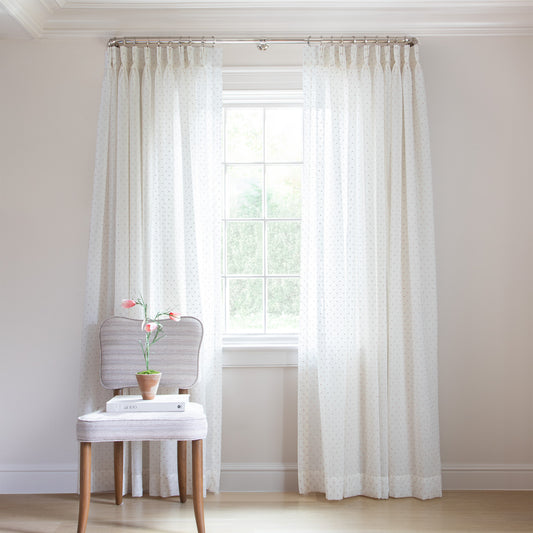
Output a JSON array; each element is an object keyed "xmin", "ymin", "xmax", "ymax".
[{"xmin": 77, "ymin": 402, "xmax": 207, "ymax": 442}]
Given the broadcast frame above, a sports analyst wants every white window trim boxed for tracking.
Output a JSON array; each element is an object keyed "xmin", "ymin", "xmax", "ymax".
[
  {"xmin": 223, "ymin": 89, "xmax": 303, "ymax": 105},
  {"xmin": 222, "ymin": 84, "xmax": 302, "ymax": 365},
  {"xmin": 223, "ymin": 332, "xmax": 298, "ymax": 368},
  {"xmin": 222, "ymin": 346, "xmax": 298, "ymax": 368},
  {"xmin": 223, "ymin": 332, "xmax": 298, "ymax": 349}
]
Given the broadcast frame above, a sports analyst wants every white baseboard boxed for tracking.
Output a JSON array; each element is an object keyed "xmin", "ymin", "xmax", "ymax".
[
  {"xmin": 221, "ymin": 462, "xmax": 298, "ymax": 492},
  {"xmin": 0, "ymin": 464, "xmax": 78, "ymax": 494},
  {"xmin": 441, "ymin": 464, "xmax": 533, "ymax": 491},
  {"xmin": 219, "ymin": 463, "xmax": 533, "ymax": 493},
  {"xmin": 1, "ymin": 463, "xmax": 532, "ymax": 494}
]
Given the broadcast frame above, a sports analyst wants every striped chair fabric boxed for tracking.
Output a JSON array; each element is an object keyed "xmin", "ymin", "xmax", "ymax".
[{"xmin": 100, "ymin": 315, "xmax": 203, "ymax": 389}]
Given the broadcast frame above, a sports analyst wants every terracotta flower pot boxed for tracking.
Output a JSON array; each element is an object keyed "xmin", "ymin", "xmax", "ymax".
[{"xmin": 136, "ymin": 372, "xmax": 161, "ymax": 400}]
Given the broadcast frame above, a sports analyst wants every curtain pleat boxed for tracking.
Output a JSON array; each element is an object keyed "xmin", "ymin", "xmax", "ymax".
[
  {"xmin": 298, "ymin": 43, "xmax": 441, "ymax": 500},
  {"xmin": 79, "ymin": 44, "xmax": 223, "ymax": 496}
]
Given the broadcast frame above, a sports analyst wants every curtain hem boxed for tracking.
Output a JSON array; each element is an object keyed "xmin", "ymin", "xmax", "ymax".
[{"xmin": 299, "ymin": 470, "xmax": 442, "ymax": 500}]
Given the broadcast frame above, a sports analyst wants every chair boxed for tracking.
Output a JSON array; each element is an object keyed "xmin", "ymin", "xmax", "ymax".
[{"xmin": 76, "ymin": 316, "xmax": 206, "ymax": 533}]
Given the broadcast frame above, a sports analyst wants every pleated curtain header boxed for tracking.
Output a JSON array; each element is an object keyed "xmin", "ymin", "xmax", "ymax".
[
  {"xmin": 305, "ymin": 42, "xmax": 421, "ymax": 69},
  {"xmin": 107, "ymin": 44, "xmax": 223, "ymax": 71}
]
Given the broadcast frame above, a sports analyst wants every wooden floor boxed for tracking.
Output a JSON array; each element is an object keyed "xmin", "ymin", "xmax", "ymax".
[{"xmin": 0, "ymin": 491, "xmax": 532, "ymax": 532}]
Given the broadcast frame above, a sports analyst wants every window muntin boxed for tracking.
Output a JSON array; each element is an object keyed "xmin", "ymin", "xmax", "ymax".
[{"xmin": 223, "ymin": 105, "xmax": 302, "ymax": 334}]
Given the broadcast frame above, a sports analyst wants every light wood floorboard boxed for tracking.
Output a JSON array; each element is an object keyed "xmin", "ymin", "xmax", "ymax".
[{"xmin": 0, "ymin": 491, "xmax": 531, "ymax": 532}]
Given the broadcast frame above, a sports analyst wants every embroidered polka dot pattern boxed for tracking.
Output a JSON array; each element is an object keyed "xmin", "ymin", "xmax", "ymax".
[
  {"xmin": 298, "ymin": 44, "xmax": 441, "ymax": 500},
  {"xmin": 79, "ymin": 45, "xmax": 223, "ymax": 497}
]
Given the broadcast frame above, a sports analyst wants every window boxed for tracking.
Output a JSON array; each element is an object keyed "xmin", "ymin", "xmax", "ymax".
[{"xmin": 222, "ymin": 104, "xmax": 303, "ymax": 336}]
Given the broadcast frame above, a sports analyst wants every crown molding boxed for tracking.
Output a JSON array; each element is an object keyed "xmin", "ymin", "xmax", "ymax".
[
  {"xmin": 0, "ymin": 0, "xmax": 50, "ymax": 36},
  {"xmin": 1, "ymin": 1, "xmax": 533, "ymax": 38},
  {"xmin": 56, "ymin": 1, "xmax": 533, "ymax": 7},
  {"xmin": 42, "ymin": 0, "xmax": 63, "ymax": 8}
]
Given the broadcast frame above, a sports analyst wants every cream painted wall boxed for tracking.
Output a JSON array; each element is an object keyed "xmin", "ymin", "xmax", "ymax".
[
  {"xmin": 0, "ymin": 36, "xmax": 531, "ymax": 493},
  {"xmin": 0, "ymin": 40, "xmax": 103, "ymax": 492},
  {"xmin": 424, "ymin": 37, "xmax": 533, "ymax": 479}
]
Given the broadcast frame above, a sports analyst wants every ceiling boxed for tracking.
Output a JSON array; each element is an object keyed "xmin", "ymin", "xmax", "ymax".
[{"xmin": 1, "ymin": 1, "xmax": 532, "ymax": 40}]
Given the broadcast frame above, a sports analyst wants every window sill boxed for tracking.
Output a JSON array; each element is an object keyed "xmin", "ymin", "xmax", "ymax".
[
  {"xmin": 222, "ymin": 334, "xmax": 298, "ymax": 368},
  {"xmin": 223, "ymin": 333, "xmax": 298, "ymax": 349}
]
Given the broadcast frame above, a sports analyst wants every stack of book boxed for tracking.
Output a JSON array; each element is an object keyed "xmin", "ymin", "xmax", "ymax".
[{"xmin": 106, "ymin": 394, "xmax": 189, "ymax": 412}]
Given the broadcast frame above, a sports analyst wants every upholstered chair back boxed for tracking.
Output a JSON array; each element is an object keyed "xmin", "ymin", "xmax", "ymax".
[{"xmin": 99, "ymin": 316, "xmax": 203, "ymax": 390}]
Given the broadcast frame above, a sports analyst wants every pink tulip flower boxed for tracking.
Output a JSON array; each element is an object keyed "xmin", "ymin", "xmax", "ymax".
[
  {"xmin": 169, "ymin": 312, "xmax": 181, "ymax": 322},
  {"xmin": 144, "ymin": 322, "xmax": 158, "ymax": 333},
  {"xmin": 121, "ymin": 299, "xmax": 136, "ymax": 309}
]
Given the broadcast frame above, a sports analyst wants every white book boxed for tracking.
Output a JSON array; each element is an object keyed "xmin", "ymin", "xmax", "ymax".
[{"xmin": 106, "ymin": 394, "xmax": 189, "ymax": 412}]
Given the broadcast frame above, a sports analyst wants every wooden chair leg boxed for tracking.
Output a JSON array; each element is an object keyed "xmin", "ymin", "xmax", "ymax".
[
  {"xmin": 192, "ymin": 439, "xmax": 205, "ymax": 533},
  {"xmin": 114, "ymin": 441, "xmax": 123, "ymax": 505},
  {"xmin": 77, "ymin": 442, "xmax": 91, "ymax": 533},
  {"xmin": 178, "ymin": 440, "xmax": 187, "ymax": 503}
]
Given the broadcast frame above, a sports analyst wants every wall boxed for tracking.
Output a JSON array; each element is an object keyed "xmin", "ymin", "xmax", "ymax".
[
  {"xmin": 424, "ymin": 37, "xmax": 533, "ymax": 489},
  {"xmin": 0, "ymin": 36, "xmax": 531, "ymax": 493},
  {"xmin": 0, "ymin": 39, "xmax": 102, "ymax": 492}
]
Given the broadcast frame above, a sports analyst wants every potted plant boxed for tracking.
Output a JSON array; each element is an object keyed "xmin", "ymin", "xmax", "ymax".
[{"xmin": 121, "ymin": 296, "xmax": 181, "ymax": 400}]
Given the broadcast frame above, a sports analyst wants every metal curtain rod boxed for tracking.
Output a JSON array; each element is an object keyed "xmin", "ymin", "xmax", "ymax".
[{"xmin": 108, "ymin": 36, "xmax": 418, "ymax": 51}]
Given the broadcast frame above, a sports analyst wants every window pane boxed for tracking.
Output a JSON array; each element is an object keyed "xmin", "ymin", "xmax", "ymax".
[
  {"xmin": 267, "ymin": 278, "xmax": 299, "ymax": 332},
  {"xmin": 223, "ymin": 104, "xmax": 303, "ymax": 335},
  {"xmin": 228, "ymin": 278, "xmax": 263, "ymax": 333},
  {"xmin": 227, "ymin": 164, "xmax": 263, "ymax": 218},
  {"xmin": 267, "ymin": 221, "xmax": 300, "ymax": 275},
  {"xmin": 265, "ymin": 107, "xmax": 303, "ymax": 162},
  {"xmin": 226, "ymin": 221, "xmax": 263, "ymax": 275},
  {"xmin": 226, "ymin": 108, "xmax": 263, "ymax": 162},
  {"xmin": 266, "ymin": 164, "xmax": 302, "ymax": 218}
]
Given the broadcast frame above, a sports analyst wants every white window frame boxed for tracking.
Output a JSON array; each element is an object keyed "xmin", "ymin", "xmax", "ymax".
[{"xmin": 222, "ymin": 85, "xmax": 302, "ymax": 366}]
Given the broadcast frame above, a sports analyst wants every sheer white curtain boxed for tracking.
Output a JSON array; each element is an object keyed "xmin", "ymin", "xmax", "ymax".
[
  {"xmin": 298, "ymin": 43, "xmax": 441, "ymax": 500},
  {"xmin": 79, "ymin": 45, "xmax": 223, "ymax": 496}
]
